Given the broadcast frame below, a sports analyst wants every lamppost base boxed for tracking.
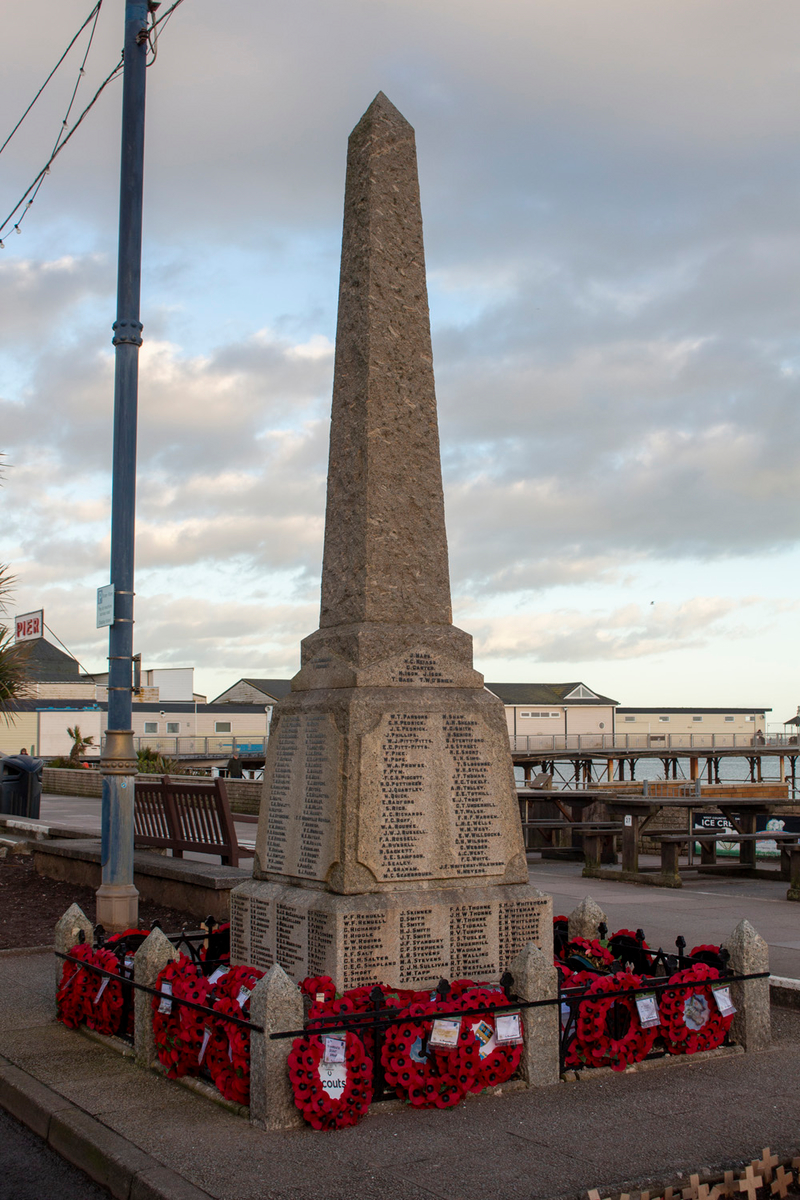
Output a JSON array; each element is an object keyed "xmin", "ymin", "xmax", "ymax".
[{"xmin": 96, "ymin": 882, "xmax": 139, "ymax": 932}]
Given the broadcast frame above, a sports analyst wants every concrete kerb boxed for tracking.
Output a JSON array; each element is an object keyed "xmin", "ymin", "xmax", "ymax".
[{"xmin": 0, "ymin": 1052, "xmax": 214, "ymax": 1200}]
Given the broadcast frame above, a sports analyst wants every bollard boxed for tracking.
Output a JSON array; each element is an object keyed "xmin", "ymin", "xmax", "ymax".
[
  {"xmin": 249, "ymin": 963, "xmax": 305, "ymax": 1130},
  {"xmin": 567, "ymin": 896, "xmax": 607, "ymax": 943},
  {"xmin": 54, "ymin": 903, "xmax": 94, "ymax": 995},
  {"xmin": 133, "ymin": 927, "xmax": 179, "ymax": 1068},
  {"xmin": 723, "ymin": 918, "xmax": 770, "ymax": 1052},
  {"xmin": 509, "ymin": 941, "xmax": 560, "ymax": 1087}
]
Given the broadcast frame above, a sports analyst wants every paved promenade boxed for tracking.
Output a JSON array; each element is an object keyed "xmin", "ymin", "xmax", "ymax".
[
  {"xmin": 1, "ymin": 871, "xmax": 800, "ymax": 1198},
  {"xmin": 1, "ymin": 949, "xmax": 800, "ymax": 1200}
]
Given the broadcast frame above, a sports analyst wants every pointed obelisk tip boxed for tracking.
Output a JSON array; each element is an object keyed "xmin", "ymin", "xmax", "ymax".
[{"xmin": 352, "ymin": 91, "xmax": 413, "ymax": 137}]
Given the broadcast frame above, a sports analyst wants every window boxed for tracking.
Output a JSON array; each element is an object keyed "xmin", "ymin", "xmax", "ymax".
[
  {"xmin": 724, "ymin": 716, "xmax": 734, "ymax": 723},
  {"xmin": 745, "ymin": 716, "xmax": 755, "ymax": 722},
  {"xmin": 215, "ymin": 721, "xmax": 232, "ymax": 733},
  {"xmin": 623, "ymin": 716, "xmax": 635, "ymax": 723},
  {"xmin": 692, "ymin": 716, "xmax": 702, "ymax": 723},
  {"xmin": 144, "ymin": 722, "xmax": 157, "ymax": 734},
  {"xmin": 658, "ymin": 716, "xmax": 670, "ymax": 723},
  {"xmin": 519, "ymin": 711, "xmax": 560, "ymax": 719},
  {"xmin": 564, "ymin": 685, "xmax": 599, "ymax": 700},
  {"xmin": 166, "ymin": 722, "xmax": 180, "ymax": 734}
]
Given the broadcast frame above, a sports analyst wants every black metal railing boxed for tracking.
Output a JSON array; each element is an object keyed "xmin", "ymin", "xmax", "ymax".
[{"xmin": 55, "ymin": 931, "xmax": 770, "ymax": 1102}]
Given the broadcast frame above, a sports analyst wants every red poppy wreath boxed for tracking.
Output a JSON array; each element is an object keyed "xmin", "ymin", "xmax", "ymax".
[
  {"xmin": 83, "ymin": 947, "xmax": 127, "ymax": 1036},
  {"xmin": 288, "ymin": 1030, "xmax": 373, "ymax": 1130},
  {"xmin": 454, "ymin": 986, "xmax": 523, "ymax": 1091},
  {"xmin": 566, "ymin": 970, "xmax": 657, "ymax": 1071},
  {"xmin": 380, "ymin": 999, "xmax": 481, "ymax": 1108},
  {"xmin": 56, "ymin": 942, "xmax": 97, "ymax": 1029},
  {"xmin": 204, "ymin": 964, "xmax": 264, "ymax": 1105},
  {"xmin": 658, "ymin": 963, "xmax": 733, "ymax": 1055},
  {"xmin": 152, "ymin": 955, "xmax": 213, "ymax": 1078}
]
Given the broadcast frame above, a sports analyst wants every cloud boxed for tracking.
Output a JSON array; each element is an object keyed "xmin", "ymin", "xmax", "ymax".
[{"xmin": 468, "ymin": 597, "xmax": 765, "ymax": 663}]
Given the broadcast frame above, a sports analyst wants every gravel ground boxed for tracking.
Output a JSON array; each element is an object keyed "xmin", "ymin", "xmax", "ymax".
[{"xmin": 0, "ymin": 852, "xmax": 199, "ymax": 948}]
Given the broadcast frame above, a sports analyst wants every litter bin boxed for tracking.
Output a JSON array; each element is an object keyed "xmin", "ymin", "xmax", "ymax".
[{"xmin": 0, "ymin": 755, "xmax": 43, "ymax": 818}]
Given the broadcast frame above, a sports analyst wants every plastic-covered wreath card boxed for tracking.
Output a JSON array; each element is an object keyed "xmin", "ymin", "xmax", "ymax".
[
  {"xmin": 635, "ymin": 992, "xmax": 660, "ymax": 1029},
  {"xmin": 711, "ymin": 984, "xmax": 736, "ymax": 1017},
  {"xmin": 495, "ymin": 1013, "xmax": 523, "ymax": 1045},
  {"xmin": 429, "ymin": 1018, "xmax": 461, "ymax": 1048},
  {"xmin": 324, "ymin": 1036, "xmax": 347, "ymax": 1063}
]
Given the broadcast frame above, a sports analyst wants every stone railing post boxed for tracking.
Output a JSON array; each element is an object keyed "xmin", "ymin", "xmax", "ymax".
[
  {"xmin": 133, "ymin": 927, "xmax": 179, "ymax": 1068},
  {"xmin": 509, "ymin": 941, "xmax": 560, "ymax": 1087},
  {"xmin": 249, "ymin": 963, "xmax": 304, "ymax": 1130},
  {"xmin": 723, "ymin": 918, "xmax": 770, "ymax": 1051},
  {"xmin": 54, "ymin": 903, "xmax": 94, "ymax": 994},
  {"xmin": 567, "ymin": 896, "xmax": 607, "ymax": 943}
]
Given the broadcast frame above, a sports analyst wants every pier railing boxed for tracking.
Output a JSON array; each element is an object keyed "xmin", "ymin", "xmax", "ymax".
[
  {"xmin": 116, "ymin": 731, "xmax": 797, "ymax": 760},
  {"xmin": 509, "ymin": 732, "xmax": 797, "ymax": 754}
]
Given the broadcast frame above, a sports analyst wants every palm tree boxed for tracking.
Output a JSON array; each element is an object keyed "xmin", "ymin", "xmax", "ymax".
[
  {"xmin": 0, "ymin": 564, "xmax": 30, "ymax": 719},
  {"xmin": 67, "ymin": 725, "xmax": 95, "ymax": 762}
]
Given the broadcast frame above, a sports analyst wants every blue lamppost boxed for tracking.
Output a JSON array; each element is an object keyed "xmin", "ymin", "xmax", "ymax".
[{"xmin": 97, "ymin": 0, "xmax": 152, "ymax": 930}]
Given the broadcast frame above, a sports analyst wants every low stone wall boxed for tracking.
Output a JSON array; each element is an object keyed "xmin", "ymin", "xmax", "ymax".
[
  {"xmin": 36, "ymin": 838, "xmax": 247, "ymax": 921},
  {"xmin": 224, "ymin": 779, "xmax": 261, "ymax": 815},
  {"xmin": 43, "ymin": 766, "xmax": 103, "ymax": 797},
  {"xmin": 42, "ymin": 767, "xmax": 261, "ymax": 815}
]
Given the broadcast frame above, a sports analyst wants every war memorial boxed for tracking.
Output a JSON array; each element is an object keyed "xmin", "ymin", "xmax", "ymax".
[
  {"xmin": 0, "ymin": 91, "xmax": 792, "ymax": 1200},
  {"xmin": 229, "ymin": 92, "xmax": 552, "ymax": 991}
]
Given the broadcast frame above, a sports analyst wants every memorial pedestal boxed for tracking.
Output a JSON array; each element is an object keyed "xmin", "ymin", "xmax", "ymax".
[{"xmin": 231, "ymin": 878, "xmax": 552, "ymax": 992}]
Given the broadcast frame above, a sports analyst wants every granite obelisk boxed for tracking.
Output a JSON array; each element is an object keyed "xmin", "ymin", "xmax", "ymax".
[{"xmin": 230, "ymin": 94, "xmax": 551, "ymax": 990}]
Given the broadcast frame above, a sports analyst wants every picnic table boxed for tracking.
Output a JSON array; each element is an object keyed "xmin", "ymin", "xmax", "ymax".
[
  {"xmin": 586, "ymin": 794, "xmax": 799, "ymax": 887},
  {"xmin": 517, "ymin": 789, "xmax": 622, "ymax": 865}
]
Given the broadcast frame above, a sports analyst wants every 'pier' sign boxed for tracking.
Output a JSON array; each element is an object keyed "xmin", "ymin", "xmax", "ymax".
[{"xmin": 15, "ymin": 610, "xmax": 43, "ymax": 641}]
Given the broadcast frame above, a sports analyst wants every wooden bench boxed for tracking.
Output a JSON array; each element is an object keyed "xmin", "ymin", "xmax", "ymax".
[
  {"xmin": 651, "ymin": 830, "xmax": 800, "ymax": 881},
  {"xmin": 134, "ymin": 775, "xmax": 241, "ymax": 866}
]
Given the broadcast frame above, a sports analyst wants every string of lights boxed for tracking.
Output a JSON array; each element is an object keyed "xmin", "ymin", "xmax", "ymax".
[
  {"xmin": 0, "ymin": 2, "xmax": 102, "ymax": 159},
  {"xmin": 9, "ymin": 1, "xmax": 106, "ymax": 240},
  {"xmin": 0, "ymin": 0, "xmax": 188, "ymax": 247},
  {"xmin": 0, "ymin": 55, "xmax": 123, "ymax": 246}
]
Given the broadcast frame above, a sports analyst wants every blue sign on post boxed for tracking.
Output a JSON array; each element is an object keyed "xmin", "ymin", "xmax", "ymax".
[{"xmin": 97, "ymin": 584, "xmax": 115, "ymax": 628}]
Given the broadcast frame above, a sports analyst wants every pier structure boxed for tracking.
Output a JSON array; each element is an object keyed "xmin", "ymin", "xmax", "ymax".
[{"xmin": 511, "ymin": 737, "xmax": 800, "ymax": 793}]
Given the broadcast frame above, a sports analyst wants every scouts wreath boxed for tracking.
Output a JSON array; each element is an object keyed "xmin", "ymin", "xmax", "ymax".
[
  {"xmin": 288, "ymin": 1030, "xmax": 373, "ymax": 1131},
  {"xmin": 658, "ymin": 962, "xmax": 733, "ymax": 1055},
  {"xmin": 565, "ymin": 969, "xmax": 657, "ymax": 1071}
]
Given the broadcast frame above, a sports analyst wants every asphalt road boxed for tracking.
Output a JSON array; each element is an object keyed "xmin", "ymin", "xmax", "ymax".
[{"xmin": 0, "ymin": 1108, "xmax": 109, "ymax": 1199}]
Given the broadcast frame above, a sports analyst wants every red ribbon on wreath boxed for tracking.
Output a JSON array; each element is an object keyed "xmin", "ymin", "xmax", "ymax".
[
  {"xmin": 56, "ymin": 942, "xmax": 97, "ymax": 1029},
  {"xmin": 288, "ymin": 1031, "xmax": 373, "ymax": 1130},
  {"xmin": 566, "ymin": 970, "xmax": 657, "ymax": 1071},
  {"xmin": 380, "ymin": 998, "xmax": 481, "ymax": 1108},
  {"xmin": 658, "ymin": 963, "xmax": 732, "ymax": 1055},
  {"xmin": 454, "ymin": 986, "xmax": 523, "ymax": 1091},
  {"xmin": 151, "ymin": 955, "xmax": 213, "ymax": 1078}
]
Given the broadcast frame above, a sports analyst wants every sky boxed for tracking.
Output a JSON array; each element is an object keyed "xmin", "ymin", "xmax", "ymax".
[{"xmin": 1, "ymin": 0, "xmax": 799, "ymax": 723}]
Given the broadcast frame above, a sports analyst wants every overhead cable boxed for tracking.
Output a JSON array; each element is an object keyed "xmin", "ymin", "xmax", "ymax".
[{"xmin": 0, "ymin": 2, "xmax": 102, "ymax": 159}]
